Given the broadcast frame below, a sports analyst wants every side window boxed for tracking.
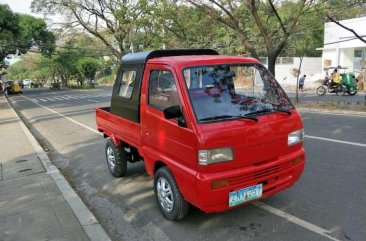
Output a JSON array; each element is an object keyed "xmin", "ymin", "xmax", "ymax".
[
  {"xmin": 118, "ymin": 70, "xmax": 136, "ymax": 98},
  {"xmin": 148, "ymin": 70, "xmax": 180, "ymax": 110}
]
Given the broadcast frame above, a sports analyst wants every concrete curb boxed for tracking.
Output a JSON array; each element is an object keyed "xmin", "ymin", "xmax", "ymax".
[{"xmin": 5, "ymin": 96, "xmax": 112, "ymax": 241}]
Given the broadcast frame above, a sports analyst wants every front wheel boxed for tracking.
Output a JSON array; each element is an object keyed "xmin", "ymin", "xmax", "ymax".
[
  {"xmin": 154, "ymin": 167, "xmax": 189, "ymax": 221},
  {"xmin": 347, "ymin": 88, "xmax": 357, "ymax": 96},
  {"xmin": 316, "ymin": 86, "xmax": 326, "ymax": 96},
  {"xmin": 105, "ymin": 139, "xmax": 127, "ymax": 177}
]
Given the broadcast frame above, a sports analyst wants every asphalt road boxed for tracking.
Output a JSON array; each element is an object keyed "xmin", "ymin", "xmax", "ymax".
[{"xmin": 7, "ymin": 86, "xmax": 366, "ymax": 241}]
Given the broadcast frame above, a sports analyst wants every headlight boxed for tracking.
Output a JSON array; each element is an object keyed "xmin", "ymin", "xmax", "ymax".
[
  {"xmin": 198, "ymin": 147, "xmax": 233, "ymax": 165},
  {"xmin": 288, "ymin": 129, "xmax": 304, "ymax": 146}
]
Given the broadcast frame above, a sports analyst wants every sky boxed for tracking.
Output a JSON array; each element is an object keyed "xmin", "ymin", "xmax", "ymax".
[
  {"xmin": 0, "ymin": 0, "xmax": 62, "ymax": 24},
  {"xmin": 0, "ymin": 0, "xmax": 41, "ymax": 16}
]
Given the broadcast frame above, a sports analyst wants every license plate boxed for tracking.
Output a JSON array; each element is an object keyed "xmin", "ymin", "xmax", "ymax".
[{"xmin": 229, "ymin": 184, "xmax": 263, "ymax": 207}]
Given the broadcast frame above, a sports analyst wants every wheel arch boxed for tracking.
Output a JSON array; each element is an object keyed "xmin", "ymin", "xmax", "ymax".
[
  {"xmin": 154, "ymin": 160, "xmax": 167, "ymax": 174},
  {"xmin": 110, "ymin": 134, "xmax": 122, "ymax": 147}
]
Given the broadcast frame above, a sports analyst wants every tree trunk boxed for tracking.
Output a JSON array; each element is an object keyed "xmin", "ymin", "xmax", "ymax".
[
  {"xmin": 267, "ymin": 54, "xmax": 276, "ymax": 76},
  {"xmin": 238, "ymin": 33, "xmax": 259, "ymax": 60},
  {"xmin": 296, "ymin": 57, "xmax": 304, "ymax": 103}
]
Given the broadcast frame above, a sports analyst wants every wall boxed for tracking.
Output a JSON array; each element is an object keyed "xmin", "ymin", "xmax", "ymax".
[
  {"xmin": 264, "ymin": 57, "xmax": 323, "ymax": 88},
  {"xmin": 322, "ymin": 16, "xmax": 366, "ymax": 71},
  {"xmin": 324, "ymin": 16, "xmax": 366, "ymax": 49},
  {"xmin": 322, "ymin": 49, "xmax": 337, "ymax": 67},
  {"xmin": 340, "ymin": 48, "xmax": 354, "ymax": 69}
]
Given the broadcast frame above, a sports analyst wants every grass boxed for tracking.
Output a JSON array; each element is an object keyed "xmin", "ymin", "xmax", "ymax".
[{"xmin": 97, "ymin": 74, "xmax": 115, "ymax": 85}]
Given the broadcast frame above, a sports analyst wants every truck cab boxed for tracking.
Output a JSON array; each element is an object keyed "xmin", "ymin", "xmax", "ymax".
[{"xmin": 96, "ymin": 49, "xmax": 305, "ymax": 220}]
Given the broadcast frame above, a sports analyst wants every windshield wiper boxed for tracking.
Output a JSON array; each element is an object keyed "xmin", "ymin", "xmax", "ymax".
[
  {"xmin": 199, "ymin": 115, "xmax": 258, "ymax": 122},
  {"xmin": 246, "ymin": 109, "xmax": 273, "ymax": 116},
  {"xmin": 247, "ymin": 108, "xmax": 292, "ymax": 116},
  {"xmin": 275, "ymin": 108, "xmax": 292, "ymax": 115}
]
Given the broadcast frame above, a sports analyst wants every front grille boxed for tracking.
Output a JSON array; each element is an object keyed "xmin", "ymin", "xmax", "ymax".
[{"xmin": 228, "ymin": 161, "xmax": 293, "ymax": 186}]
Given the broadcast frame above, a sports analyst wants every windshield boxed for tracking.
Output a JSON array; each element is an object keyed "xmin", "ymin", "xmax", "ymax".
[{"xmin": 183, "ymin": 64, "xmax": 293, "ymax": 123}]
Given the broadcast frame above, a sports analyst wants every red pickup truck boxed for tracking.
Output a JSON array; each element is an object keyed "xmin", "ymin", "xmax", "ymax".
[{"xmin": 96, "ymin": 49, "xmax": 305, "ymax": 220}]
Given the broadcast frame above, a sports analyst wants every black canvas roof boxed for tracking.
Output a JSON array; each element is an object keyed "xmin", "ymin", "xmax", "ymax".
[{"xmin": 121, "ymin": 49, "xmax": 219, "ymax": 65}]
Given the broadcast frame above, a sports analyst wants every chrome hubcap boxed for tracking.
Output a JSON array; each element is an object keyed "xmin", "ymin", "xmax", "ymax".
[
  {"xmin": 157, "ymin": 177, "xmax": 174, "ymax": 212},
  {"xmin": 107, "ymin": 147, "xmax": 115, "ymax": 170}
]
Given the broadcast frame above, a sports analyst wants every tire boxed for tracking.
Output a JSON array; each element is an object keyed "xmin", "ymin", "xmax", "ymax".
[
  {"xmin": 154, "ymin": 167, "xmax": 189, "ymax": 221},
  {"xmin": 347, "ymin": 89, "xmax": 357, "ymax": 96},
  {"xmin": 105, "ymin": 139, "xmax": 127, "ymax": 177},
  {"xmin": 316, "ymin": 86, "xmax": 326, "ymax": 96}
]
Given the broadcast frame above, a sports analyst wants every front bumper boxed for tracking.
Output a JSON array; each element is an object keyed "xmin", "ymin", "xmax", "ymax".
[{"xmin": 195, "ymin": 148, "xmax": 305, "ymax": 213}]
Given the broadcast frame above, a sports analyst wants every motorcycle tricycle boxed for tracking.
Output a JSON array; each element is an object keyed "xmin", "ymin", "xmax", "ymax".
[{"xmin": 316, "ymin": 67, "xmax": 357, "ymax": 96}]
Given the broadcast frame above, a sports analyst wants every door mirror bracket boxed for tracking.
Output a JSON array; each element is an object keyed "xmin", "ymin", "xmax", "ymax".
[{"xmin": 177, "ymin": 116, "xmax": 187, "ymax": 128}]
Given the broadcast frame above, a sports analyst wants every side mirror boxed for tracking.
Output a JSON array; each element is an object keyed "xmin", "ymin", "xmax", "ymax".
[
  {"xmin": 163, "ymin": 105, "xmax": 187, "ymax": 127},
  {"xmin": 163, "ymin": 105, "xmax": 182, "ymax": 119}
]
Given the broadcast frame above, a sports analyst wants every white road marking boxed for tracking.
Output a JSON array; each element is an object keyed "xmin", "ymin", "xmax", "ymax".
[
  {"xmin": 254, "ymin": 202, "xmax": 341, "ymax": 241},
  {"xmin": 94, "ymin": 94, "xmax": 110, "ymax": 98},
  {"xmin": 21, "ymin": 94, "xmax": 102, "ymax": 136},
  {"xmin": 59, "ymin": 96, "xmax": 70, "ymax": 100},
  {"xmin": 32, "ymin": 94, "xmax": 110, "ymax": 103},
  {"xmin": 65, "ymin": 95, "xmax": 79, "ymax": 99},
  {"xmin": 305, "ymin": 135, "xmax": 366, "ymax": 147},
  {"xmin": 88, "ymin": 99, "xmax": 100, "ymax": 103},
  {"xmin": 53, "ymin": 97, "xmax": 64, "ymax": 100}
]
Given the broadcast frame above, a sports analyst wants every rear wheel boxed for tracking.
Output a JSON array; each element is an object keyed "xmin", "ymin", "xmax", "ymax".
[
  {"xmin": 154, "ymin": 167, "xmax": 189, "ymax": 221},
  {"xmin": 316, "ymin": 86, "xmax": 326, "ymax": 96},
  {"xmin": 105, "ymin": 139, "xmax": 127, "ymax": 177}
]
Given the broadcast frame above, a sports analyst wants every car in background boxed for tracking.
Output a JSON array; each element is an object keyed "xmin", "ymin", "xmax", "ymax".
[
  {"xmin": 4, "ymin": 80, "xmax": 22, "ymax": 94},
  {"xmin": 23, "ymin": 79, "xmax": 32, "ymax": 88}
]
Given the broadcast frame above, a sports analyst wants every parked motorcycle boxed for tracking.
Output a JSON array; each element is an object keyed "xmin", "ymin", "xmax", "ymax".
[{"xmin": 316, "ymin": 76, "xmax": 357, "ymax": 96}]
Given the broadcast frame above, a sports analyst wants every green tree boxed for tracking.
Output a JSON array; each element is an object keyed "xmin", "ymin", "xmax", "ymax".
[
  {"xmin": 145, "ymin": 2, "xmax": 239, "ymax": 53},
  {"xmin": 0, "ymin": 3, "xmax": 55, "ymax": 79},
  {"xmin": 189, "ymin": 0, "xmax": 320, "ymax": 75},
  {"xmin": 6, "ymin": 61, "xmax": 30, "ymax": 80},
  {"xmin": 6, "ymin": 53, "xmax": 39, "ymax": 80},
  {"xmin": 0, "ymin": 4, "xmax": 20, "ymax": 65},
  {"xmin": 76, "ymin": 58, "xmax": 101, "ymax": 85},
  {"xmin": 18, "ymin": 14, "xmax": 55, "ymax": 56},
  {"xmin": 31, "ymin": 0, "xmax": 151, "ymax": 59},
  {"xmin": 52, "ymin": 50, "xmax": 80, "ymax": 85},
  {"xmin": 30, "ymin": 56, "xmax": 55, "ymax": 82},
  {"xmin": 0, "ymin": 4, "xmax": 55, "ymax": 61}
]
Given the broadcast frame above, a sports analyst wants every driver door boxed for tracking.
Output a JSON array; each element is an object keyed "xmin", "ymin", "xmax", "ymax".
[{"xmin": 140, "ymin": 64, "xmax": 196, "ymax": 191}]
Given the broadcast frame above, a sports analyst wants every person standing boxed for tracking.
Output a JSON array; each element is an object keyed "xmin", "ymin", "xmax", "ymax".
[{"xmin": 299, "ymin": 75, "xmax": 306, "ymax": 92}]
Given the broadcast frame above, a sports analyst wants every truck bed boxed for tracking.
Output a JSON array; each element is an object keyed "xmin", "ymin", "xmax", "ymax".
[{"xmin": 96, "ymin": 107, "xmax": 142, "ymax": 148}]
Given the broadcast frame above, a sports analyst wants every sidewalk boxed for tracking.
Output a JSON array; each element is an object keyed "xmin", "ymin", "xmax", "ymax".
[{"xmin": 0, "ymin": 95, "xmax": 110, "ymax": 241}]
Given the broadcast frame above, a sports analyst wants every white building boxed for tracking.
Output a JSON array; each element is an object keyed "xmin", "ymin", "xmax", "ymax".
[
  {"xmin": 262, "ymin": 57, "xmax": 323, "ymax": 88},
  {"xmin": 320, "ymin": 16, "xmax": 366, "ymax": 72}
]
